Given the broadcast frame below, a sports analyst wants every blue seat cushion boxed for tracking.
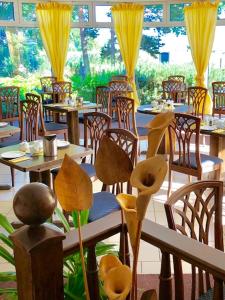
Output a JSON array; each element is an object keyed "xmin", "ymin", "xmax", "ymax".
[
  {"xmin": 173, "ymin": 153, "xmax": 223, "ymax": 170},
  {"xmin": 45, "ymin": 122, "xmax": 68, "ymax": 131},
  {"xmin": 51, "ymin": 163, "xmax": 96, "ymax": 178},
  {"xmin": 137, "ymin": 126, "xmax": 149, "ymax": 137},
  {"xmin": 88, "ymin": 191, "xmax": 120, "ymax": 222},
  {"xmin": 198, "ymin": 287, "xmax": 225, "ymax": 299}
]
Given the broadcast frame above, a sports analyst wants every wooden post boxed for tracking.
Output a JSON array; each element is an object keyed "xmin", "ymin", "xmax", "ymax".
[
  {"xmin": 87, "ymin": 245, "xmax": 100, "ymax": 300},
  {"xmin": 159, "ymin": 251, "xmax": 172, "ymax": 300},
  {"xmin": 10, "ymin": 182, "xmax": 64, "ymax": 300}
]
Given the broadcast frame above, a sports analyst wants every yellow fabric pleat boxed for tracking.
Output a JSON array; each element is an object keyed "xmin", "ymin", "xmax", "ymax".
[
  {"xmin": 112, "ymin": 3, "xmax": 144, "ymax": 108},
  {"xmin": 36, "ymin": 2, "xmax": 72, "ymax": 81},
  {"xmin": 184, "ymin": 1, "xmax": 219, "ymax": 115}
]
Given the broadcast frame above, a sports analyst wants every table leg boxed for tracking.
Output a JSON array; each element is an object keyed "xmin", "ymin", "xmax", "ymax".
[
  {"xmin": 29, "ymin": 170, "xmax": 51, "ymax": 187},
  {"xmin": 210, "ymin": 135, "xmax": 225, "ymax": 179},
  {"xmin": 67, "ymin": 111, "xmax": 80, "ymax": 145}
]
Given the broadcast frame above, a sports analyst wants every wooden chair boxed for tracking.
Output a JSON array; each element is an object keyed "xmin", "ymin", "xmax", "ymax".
[
  {"xmin": 108, "ymin": 80, "xmax": 129, "ymax": 117},
  {"xmin": 111, "ymin": 75, "xmax": 128, "ymax": 81},
  {"xmin": 167, "ymin": 113, "xmax": 223, "ymax": 197},
  {"xmin": 40, "ymin": 77, "xmax": 57, "ymax": 121},
  {"xmin": 212, "ymin": 81, "xmax": 225, "ymax": 118},
  {"xmin": 115, "ymin": 96, "xmax": 148, "ymax": 154},
  {"xmin": 168, "ymin": 75, "xmax": 185, "ymax": 83},
  {"xmin": 165, "ymin": 180, "xmax": 224, "ymax": 300},
  {"xmin": 0, "ymin": 86, "xmax": 20, "ymax": 124},
  {"xmin": 162, "ymin": 80, "xmax": 186, "ymax": 103},
  {"xmin": 40, "ymin": 76, "xmax": 57, "ymax": 92},
  {"xmin": 96, "ymin": 86, "xmax": 110, "ymax": 115},
  {"xmin": 188, "ymin": 86, "xmax": 207, "ymax": 119},
  {"xmin": 51, "ymin": 112, "xmax": 111, "ymax": 180},
  {"xmin": 25, "ymin": 93, "xmax": 68, "ymax": 140},
  {"xmin": 52, "ymin": 81, "xmax": 72, "ymax": 104}
]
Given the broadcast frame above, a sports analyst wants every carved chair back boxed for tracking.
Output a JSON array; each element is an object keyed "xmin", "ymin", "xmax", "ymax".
[
  {"xmin": 188, "ymin": 86, "xmax": 207, "ymax": 119},
  {"xmin": 212, "ymin": 81, "xmax": 225, "ymax": 117},
  {"xmin": 25, "ymin": 93, "xmax": 41, "ymax": 103},
  {"xmin": 96, "ymin": 86, "xmax": 110, "ymax": 114},
  {"xmin": 115, "ymin": 96, "xmax": 138, "ymax": 136},
  {"xmin": 40, "ymin": 76, "xmax": 57, "ymax": 92},
  {"xmin": 0, "ymin": 86, "xmax": 20, "ymax": 122},
  {"xmin": 162, "ymin": 80, "xmax": 184, "ymax": 102},
  {"xmin": 20, "ymin": 100, "xmax": 40, "ymax": 142},
  {"xmin": 108, "ymin": 81, "xmax": 129, "ymax": 117},
  {"xmin": 83, "ymin": 112, "xmax": 111, "ymax": 164},
  {"xmin": 168, "ymin": 75, "xmax": 185, "ymax": 83},
  {"xmin": 52, "ymin": 81, "xmax": 72, "ymax": 103},
  {"xmin": 168, "ymin": 113, "xmax": 201, "ymax": 178},
  {"xmin": 165, "ymin": 180, "xmax": 224, "ymax": 300}
]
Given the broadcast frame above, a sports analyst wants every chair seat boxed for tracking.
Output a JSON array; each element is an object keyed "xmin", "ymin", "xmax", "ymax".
[
  {"xmin": 137, "ymin": 126, "xmax": 149, "ymax": 137},
  {"xmin": 45, "ymin": 122, "xmax": 68, "ymax": 132},
  {"xmin": 198, "ymin": 287, "xmax": 225, "ymax": 299},
  {"xmin": 51, "ymin": 163, "xmax": 96, "ymax": 178},
  {"xmin": 88, "ymin": 191, "xmax": 120, "ymax": 222},
  {"xmin": 173, "ymin": 153, "xmax": 223, "ymax": 170}
]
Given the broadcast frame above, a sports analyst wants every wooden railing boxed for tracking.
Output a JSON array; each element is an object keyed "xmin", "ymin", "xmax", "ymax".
[{"xmin": 10, "ymin": 211, "xmax": 225, "ymax": 300}]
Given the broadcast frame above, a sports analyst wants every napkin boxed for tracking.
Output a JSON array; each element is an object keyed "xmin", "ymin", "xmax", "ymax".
[{"xmin": 10, "ymin": 156, "xmax": 31, "ymax": 163}]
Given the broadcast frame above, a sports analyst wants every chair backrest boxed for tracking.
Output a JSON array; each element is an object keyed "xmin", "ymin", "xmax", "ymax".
[
  {"xmin": 162, "ymin": 80, "xmax": 183, "ymax": 102},
  {"xmin": 146, "ymin": 112, "xmax": 174, "ymax": 158},
  {"xmin": 52, "ymin": 81, "xmax": 72, "ymax": 103},
  {"xmin": 20, "ymin": 100, "xmax": 40, "ymax": 142},
  {"xmin": 165, "ymin": 180, "xmax": 224, "ymax": 300},
  {"xmin": 83, "ymin": 112, "xmax": 111, "ymax": 164},
  {"xmin": 96, "ymin": 86, "xmax": 110, "ymax": 114},
  {"xmin": 104, "ymin": 128, "xmax": 138, "ymax": 166},
  {"xmin": 25, "ymin": 93, "xmax": 41, "ymax": 103},
  {"xmin": 0, "ymin": 86, "xmax": 20, "ymax": 122},
  {"xmin": 40, "ymin": 77, "xmax": 57, "ymax": 92},
  {"xmin": 115, "ymin": 96, "xmax": 137, "ymax": 136},
  {"xmin": 212, "ymin": 81, "xmax": 225, "ymax": 117},
  {"xmin": 188, "ymin": 86, "xmax": 207, "ymax": 119},
  {"xmin": 111, "ymin": 75, "xmax": 128, "ymax": 82},
  {"xmin": 109, "ymin": 80, "xmax": 129, "ymax": 91},
  {"xmin": 168, "ymin": 75, "xmax": 185, "ymax": 83},
  {"xmin": 168, "ymin": 113, "xmax": 201, "ymax": 175}
]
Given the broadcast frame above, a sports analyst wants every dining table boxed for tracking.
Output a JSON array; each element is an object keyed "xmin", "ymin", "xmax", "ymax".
[
  {"xmin": 138, "ymin": 103, "xmax": 225, "ymax": 179},
  {"xmin": 0, "ymin": 142, "xmax": 93, "ymax": 187},
  {"xmin": 44, "ymin": 103, "xmax": 101, "ymax": 145}
]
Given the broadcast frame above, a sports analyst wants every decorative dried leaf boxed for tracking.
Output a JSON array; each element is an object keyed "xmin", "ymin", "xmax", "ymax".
[{"xmin": 99, "ymin": 255, "xmax": 122, "ymax": 281}]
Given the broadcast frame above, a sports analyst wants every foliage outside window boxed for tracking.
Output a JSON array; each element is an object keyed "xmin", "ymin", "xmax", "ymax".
[
  {"xmin": 22, "ymin": 3, "xmax": 36, "ymax": 22},
  {"xmin": 169, "ymin": 3, "xmax": 190, "ymax": 22},
  {"xmin": 218, "ymin": 1, "xmax": 225, "ymax": 19},
  {"xmin": 0, "ymin": 1, "xmax": 14, "ymax": 21},
  {"xmin": 72, "ymin": 5, "xmax": 89, "ymax": 23},
  {"xmin": 144, "ymin": 4, "xmax": 163, "ymax": 23}
]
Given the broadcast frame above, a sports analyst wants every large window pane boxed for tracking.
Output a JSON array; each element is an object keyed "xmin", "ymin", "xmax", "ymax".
[
  {"xmin": 0, "ymin": 2, "xmax": 14, "ymax": 21},
  {"xmin": 72, "ymin": 5, "xmax": 89, "ymax": 23},
  {"xmin": 22, "ymin": 3, "xmax": 36, "ymax": 22},
  {"xmin": 170, "ymin": 3, "xmax": 190, "ymax": 22},
  {"xmin": 144, "ymin": 4, "xmax": 163, "ymax": 23},
  {"xmin": 95, "ymin": 5, "xmax": 111, "ymax": 23}
]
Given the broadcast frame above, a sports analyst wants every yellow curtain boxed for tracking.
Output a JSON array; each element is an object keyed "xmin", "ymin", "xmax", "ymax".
[
  {"xmin": 112, "ymin": 3, "xmax": 144, "ymax": 108},
  {"xmin": 184, "ymin": 1, "xmax": 219, "ymax": 114},
  {"xmin": 36, "ymin": 2, "xmax": 72, "ymax": 81}
]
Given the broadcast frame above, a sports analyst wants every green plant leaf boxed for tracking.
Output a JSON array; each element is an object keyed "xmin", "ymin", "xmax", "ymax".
[
  {"xmin": 0, "ymin": 272, "xmax": 16, "ymax": 282},
  {"xmin": 0, "ymin": 246, "xmax": 15, "ymax": 265},
  {"xmin": 54, "ymin": 207, "xmax": 71, "ymax": 232},
  {"xmin": 72, "ymin": 210, "xmax": 89, "ymax": 228},
  {"xmin": 95, "ymin": 242, "xmax": 117, "ymax": 257},
  {"xmin": 0, "ymin": 214, "xmax": 14, "ymax": 234},
  {"xmin": 0, "ymin": 233, "xmax": 13, "ymax": 249}
]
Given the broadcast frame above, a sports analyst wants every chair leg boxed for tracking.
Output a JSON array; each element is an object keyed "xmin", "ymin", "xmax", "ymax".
[
  {"xmin": 167, "ymin": 169, "xmax": 172, "ymax": 198},
  {"xmin": 64, "ymin": 130, "xmax": 68, "ymax": 141},
  {"xmin": 215, "ymin": 165, "xmax": 221, "ymax": 180},
  {"xmin": 10, "ymin": 167, "xmax": 15, "ymax": 187}
]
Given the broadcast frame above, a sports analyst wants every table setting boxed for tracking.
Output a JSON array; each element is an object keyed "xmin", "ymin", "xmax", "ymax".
[{"xmin": 200, "ymin": 116, "xmax": 225, "ymax": 133}]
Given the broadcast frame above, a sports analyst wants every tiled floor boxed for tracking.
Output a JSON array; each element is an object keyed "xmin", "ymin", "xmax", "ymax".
[{"xmin": 0, "ymin": 140, "xmax": 225, "ymax": 275}]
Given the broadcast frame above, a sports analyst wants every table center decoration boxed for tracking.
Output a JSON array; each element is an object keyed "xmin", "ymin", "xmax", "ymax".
[
  {"xmin": 116, "ymin": 156, "xmax": 167, "ymax": 300},
  {"xmin": 54, "ymin": 154, "xmax": 93, "ymax": 300}
]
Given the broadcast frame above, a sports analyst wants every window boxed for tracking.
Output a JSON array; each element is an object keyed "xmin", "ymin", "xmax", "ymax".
[
  {"xmin": 72, "ymin": 5, "xmax": 89, "ymax": 23},
  {"xmin": 22, "ymin": 3, "xmax": 36, "ymax": 22},
  {"xmin": 169, "ymin": 3, "xmax": 190, "ymax": 22},
  {"xmin": 144, "ymin": 4, "xmax": 163, "ymax": 23},
  {"xmin": 0, "ymin": 1, "xmax": 14, "ymax": 21},
  {"xmin": 95, "ymin": 5, "xmax": 111, "ymax": 23},
  {"xmin": 218, "ymin": 1, "xmax": 225, "ymax": 20}
]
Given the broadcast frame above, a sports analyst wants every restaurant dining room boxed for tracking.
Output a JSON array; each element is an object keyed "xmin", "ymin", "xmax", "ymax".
[{"xmin": 1, "ymin": 0, "xmax": 225, "ymax": 299}]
